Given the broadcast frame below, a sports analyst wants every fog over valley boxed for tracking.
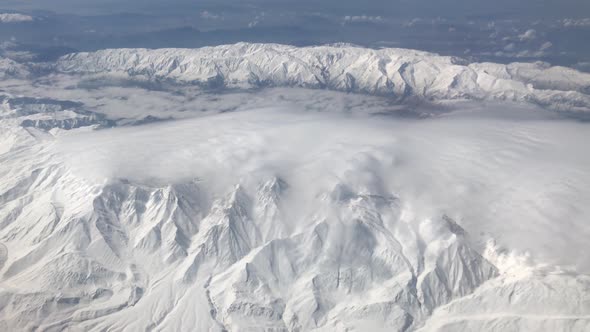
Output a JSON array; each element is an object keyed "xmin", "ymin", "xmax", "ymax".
[{"xmin": 0, "ymin": 1, "xmax": 589, "ymax": 331}]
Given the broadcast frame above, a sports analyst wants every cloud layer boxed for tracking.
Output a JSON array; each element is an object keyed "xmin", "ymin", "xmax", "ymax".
[{"xmin": 55, "ymin": 103, "xmax": 590, "ymax": 272}]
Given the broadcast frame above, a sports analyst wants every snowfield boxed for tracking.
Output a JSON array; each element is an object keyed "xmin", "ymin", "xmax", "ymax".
[{"xmin": 0, "ymin": 44, "xmax": 589, "ymax": 331}]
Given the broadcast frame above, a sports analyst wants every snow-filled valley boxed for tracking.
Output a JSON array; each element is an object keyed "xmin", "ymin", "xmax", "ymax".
[{"xmin": 0, "ymin": 43, "xmax": 589, "ymax": 331}]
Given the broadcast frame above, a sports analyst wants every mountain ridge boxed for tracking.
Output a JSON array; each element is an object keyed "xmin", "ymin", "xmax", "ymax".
[
  {"xmin": 57, "ymin": 43, "xmax": 590, "ymax": 115},
  {"xmin": 0, "ymin": 43, "xmax": 589, "ymax": 331}
]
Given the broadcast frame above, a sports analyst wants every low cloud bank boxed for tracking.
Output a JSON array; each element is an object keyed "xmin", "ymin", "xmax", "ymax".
[{"xmin": 57, "ymin": 103, "xmax": 590, "ymax": 273}]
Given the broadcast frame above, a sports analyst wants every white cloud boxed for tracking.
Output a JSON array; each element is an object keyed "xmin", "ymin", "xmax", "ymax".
[
  {"xmin": 496, "ymin": 40, "xmax": 553, "ymax": 59},
  {"xmin": 403, "ymin": 18, "xmax": 421, "ymax": 27},
  {"xmin": 0, "ymin": 13, "xmax": 34, "ymax": 23},
  {"xmin": 540, "ymin": 41, "xmax": 553, "ymax": 51},
  {"xmin": 247, "ymin": 13, "xmax": 266, "ymax": 28},
  {"xmin": 575, "ymin": 61, "xmax": 590, "ymax": 72},
  {"xmin": 53, "ymin": 101, "xmax": 590, "ymax": 272},
  {"xmin": 200, "ymin": 11, "xmax": 221, "ymax": 20},
  {"xmin": 518, "ymin": 29, "xmax": 537, "ymax": 41},
  {"xmin": 562, "ymin": 18, "xmax": 590, "ymax": 28},
  {"xmin": 343, "ymin": 15, "xmax": 383, "ymax": 24}
]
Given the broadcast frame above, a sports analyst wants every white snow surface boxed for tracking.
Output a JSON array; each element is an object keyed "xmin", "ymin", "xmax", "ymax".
[
  {"xmin": 1, "ymin": 103, "xmax": 590, "ymax": 331},
  {"xmin": 57, "ymin": 43, "xmax": 590, "ymax": 115},
  {"xmin": 0, "ymin": 44, "xmax": 589, "ymax": 331}
]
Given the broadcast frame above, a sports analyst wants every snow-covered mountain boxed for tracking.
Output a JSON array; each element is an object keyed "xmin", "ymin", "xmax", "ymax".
[
  {"xmin": 0, "ymin": 57, "xmax": 29, "ymax": 79},
  {"xmin": 57, "ymin": 43, "xmax": 590, "ymax": 115},
  {"xmin": 0, "ymin": 116, "xmax": 497, "ymax": 331},
  {"xmin": 0, "ymin": 43, "xmax": 590, "ymax": 331}
]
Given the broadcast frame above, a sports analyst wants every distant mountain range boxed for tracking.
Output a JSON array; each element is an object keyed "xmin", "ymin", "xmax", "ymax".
[{"xmin": 56, "ymin": 43, "xmax": 590, "ymax": 115}]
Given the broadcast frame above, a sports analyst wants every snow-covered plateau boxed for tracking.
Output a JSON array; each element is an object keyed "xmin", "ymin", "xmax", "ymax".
[{"xmin": 0, "ymin": 43, "xmax": 589, "ymax": 332}]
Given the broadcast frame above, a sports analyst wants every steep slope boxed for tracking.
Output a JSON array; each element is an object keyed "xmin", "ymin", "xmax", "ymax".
[
  {"xmin": 0, "ymin": 145, "xmax": 498, "ymax": 331},
  {"xmin": 57, "ymin": 43, "xmax": 590, "ymax": 115},
  {"xmin": 418, "ymin": 244, "xmax": 590, "ymax": 332},
  {"xmin": 1, "ymin": 44, "xmax": 590, "ymax": 331},
  {"xmin": 1, "ymin": 99, "xmax": 590, "ymax": 331}
]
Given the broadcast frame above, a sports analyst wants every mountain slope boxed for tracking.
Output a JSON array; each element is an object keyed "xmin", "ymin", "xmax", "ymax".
[
  {"xmin": 57, "ymin": 43, "xmax": 590, "ymax": 115},
  {"xmin": 0, "ymin": 44, "xmax": 589, "ymax": 331},
  {"xmin": 0, "ymin": 130, "xmax": 498, "ymax": 331},
  {"xmin": 1, "ymin": 99, "xmax": 590, "ymax": 331}
]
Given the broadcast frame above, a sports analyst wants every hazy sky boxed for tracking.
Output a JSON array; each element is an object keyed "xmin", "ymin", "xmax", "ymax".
[
  {"xmin": 1, "ymin": 0, "xmax": 589, "ymax": 69},
  {"xmin": 3, "ymin": 0, "xmax": 590, "ymax": 17}
]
